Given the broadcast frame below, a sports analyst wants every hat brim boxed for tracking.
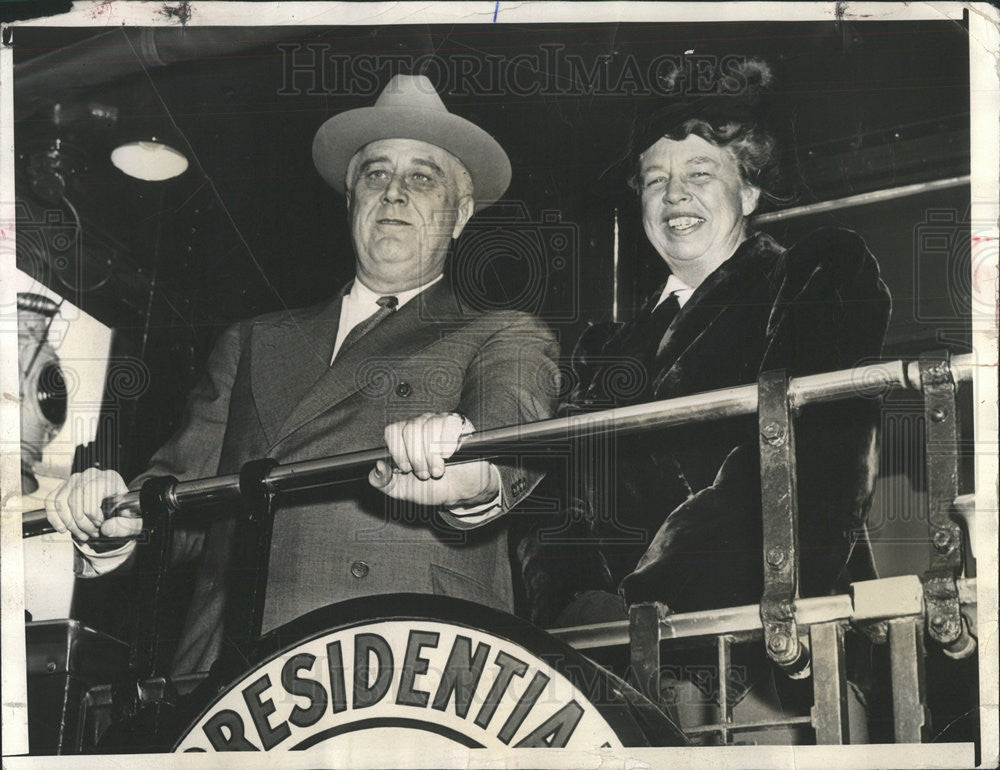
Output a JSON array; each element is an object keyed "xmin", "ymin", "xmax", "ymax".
[{"xmin": 312, "ymin": 106, "xmax": 512, "ymax": 211}]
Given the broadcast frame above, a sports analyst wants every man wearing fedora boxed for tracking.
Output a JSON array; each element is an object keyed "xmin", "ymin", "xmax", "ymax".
[{"xmin": 47, "ymin": 74, "xmax": 559, "ymax": 677}]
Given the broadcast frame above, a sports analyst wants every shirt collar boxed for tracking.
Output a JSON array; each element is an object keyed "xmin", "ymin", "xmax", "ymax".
[
  {"xmin": 656, "ymin": 273, "xmax": 694, "ymax": 308},
  {"xmin": 350, "ymin": 273, "xmax": 444, "ymax": 310}
]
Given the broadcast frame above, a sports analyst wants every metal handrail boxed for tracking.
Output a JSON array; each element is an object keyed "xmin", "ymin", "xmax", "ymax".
[
  {"xmin": 548, "ymin": 575, "xmax": 977, "ymax": 651},
  {"xmin": 20, "ymin": 354, "xmax": 975, "ymax": 537}
]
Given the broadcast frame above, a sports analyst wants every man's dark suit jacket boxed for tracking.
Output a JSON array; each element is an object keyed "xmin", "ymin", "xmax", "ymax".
[
  {"xmin": 128, "ymin": 279, "xmax": 559, "ymax": 675},
  {"xmin": 520, "ymin": 228, "xmax": 891, "ymax": 623}
]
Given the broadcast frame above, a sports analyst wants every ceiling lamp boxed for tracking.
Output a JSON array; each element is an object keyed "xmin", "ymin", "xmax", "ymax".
[{"xmin": 110, "ymin": 139, "xmax": 188, "ymax": 181}]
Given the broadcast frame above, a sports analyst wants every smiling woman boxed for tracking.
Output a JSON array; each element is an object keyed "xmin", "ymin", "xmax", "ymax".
[
  {"xmin": 531, "ymin": 56, "xmax": 893, "ymax": 741},
  {"xmin": 552, "ymin": 55, "xmax": 892, "ymax": 614},
  {"xmin": 637, "ymin": 135, "xmax": 761, "ymax": 288}
]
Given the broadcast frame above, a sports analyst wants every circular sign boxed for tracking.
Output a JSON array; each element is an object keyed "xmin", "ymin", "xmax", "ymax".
[{"xmin": 174, "ymin": 594, "xmax": 684, "ymax": 752}]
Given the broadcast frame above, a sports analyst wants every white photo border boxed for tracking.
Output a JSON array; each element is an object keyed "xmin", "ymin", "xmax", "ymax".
[{"xmin": 1, "ymin": 2, "xmax": 996, "ymax": 767}]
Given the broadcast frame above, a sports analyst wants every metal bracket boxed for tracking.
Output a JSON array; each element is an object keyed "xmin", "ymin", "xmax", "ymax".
[
  {"xmin": 919, "ymin": 354, "xmax": 963, "ymax": 575},
  {"xmin": 757, "ymin": 370, "xmax": 809, "ymax": 674},
  {"xmin": 223, "ymin": 458, "xmax": 280, "ymax": 655},
  {"xmin": 918, "ymin": 354, "xmax": 973, "ymax": 656},
  {"xmin": 130, "ymin": 475, "xmax": 180, "ymax": 679}
]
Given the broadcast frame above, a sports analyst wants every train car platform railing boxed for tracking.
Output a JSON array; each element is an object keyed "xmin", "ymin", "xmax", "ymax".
[
  {"xmin": 19, "ymin": 351, "xmax": 983, "ymax": 747},
  {"xmin": 550, "ymin": 574, "xmax": 977, "ymax": 744},
  {"xmin": 547, "ymin": 351, "xmax": 979, "ymax": 745}
]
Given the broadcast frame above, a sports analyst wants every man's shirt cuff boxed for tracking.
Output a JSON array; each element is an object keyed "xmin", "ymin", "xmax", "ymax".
[
  {"xmin": 441, "ymin": 464, "xmax": 505, "ymax": 529},
  {"xmin": 73, "ymin": 539, "xmax": 135, "ymax": 578}
]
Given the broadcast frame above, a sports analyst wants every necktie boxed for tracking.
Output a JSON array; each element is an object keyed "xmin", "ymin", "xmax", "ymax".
[
  {"xmin": 336, "ymin": 295, "xmax": 398, "ymax": 358},
  {"xmin": 651, "ymin": 291, "xmax": 681, "ymax": 333},
  {"xmin": 620, "ymin": 289, "xmax": 681, "ymax": 360},
  {"xmin": 651, "ymin": 291, "xmax": 682, "ymax": 359},
  {"xmin": 606, "ymin": 289, "xmax": 682, "ymax": 405}
]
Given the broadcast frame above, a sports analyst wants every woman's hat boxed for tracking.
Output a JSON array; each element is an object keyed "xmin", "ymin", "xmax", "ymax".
[{"xmin": 632, "ymin": 96, "xmax": 757, "ymax": 160}]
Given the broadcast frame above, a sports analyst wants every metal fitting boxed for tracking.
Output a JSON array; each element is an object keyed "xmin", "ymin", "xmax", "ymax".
[
  {"xmin": 767, "ymin": 633, "xmax": 790, "ymax": 655},
  {"xmin": 929, "ymin": 614, "xmax": 960, "ymax": 643},
  {"xmin": 765, "ymin": 547, "xmax": 787, "ymax": 568},
  {"xmin": 932, "ymin": 529, "xmax": 954, "ymax": 553},
  {"xmin": 761, "ymin": 421, "xmax": 786, "ymax": 446}
]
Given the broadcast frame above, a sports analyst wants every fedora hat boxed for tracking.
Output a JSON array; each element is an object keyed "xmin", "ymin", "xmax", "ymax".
[{"xmin": 312, "ymin": 74, "xmax": 511, "ymax": 210}]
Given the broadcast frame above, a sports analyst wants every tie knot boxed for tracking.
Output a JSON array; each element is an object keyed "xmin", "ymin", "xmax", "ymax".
[
  {"xmin": 377, "ymin": 295, "xmax": 398, "ymax": 310},
  {"xmin": 653, "ymin": 291, "xmax": 680, "ymax": 314}
]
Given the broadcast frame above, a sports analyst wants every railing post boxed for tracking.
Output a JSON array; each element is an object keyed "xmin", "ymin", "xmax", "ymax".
[
  {"xmin": 629, "ymin": 604, "xmax": 661, "ymax": 705},
  {"xmin": 130, "ymin": 475, "xmax": 179, "ymax": 679},
  {"xmin": 109, "ymin": 475, "xmax": 180, "ymax": 735},
  {"xmin": 810, "ymin": 622, "xmax": 849, "ymax": 744},
  {"xmin": 716, "ymin": 635, "xmax": 733, "ymax": 745},
  {"xmin": 888, "ymin": 617, "xmax": 928, "ymax": 742},
  {"xmin": 757, "ymin": 370, "xmax": 809, "ymax": 675},
  {"xmin": 222, "ymin": 458, "xmax": 280, "ymax": 657}
]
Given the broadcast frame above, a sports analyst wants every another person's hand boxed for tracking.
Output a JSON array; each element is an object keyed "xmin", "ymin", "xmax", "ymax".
[
  {"xmin": 370, "ymin": 412, "xmax": 500, "ymax": 508},
  {"xmin": 45, "ymin": 468, "xmax": 141, "ymax": 542}
]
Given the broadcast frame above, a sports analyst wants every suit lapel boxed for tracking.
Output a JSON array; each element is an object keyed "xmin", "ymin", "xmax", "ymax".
[
  {"xmin": 250, "ymin": 290, "xmax": 346, "ymax": 447},
  {"xmin": 608, "ymin": 285, "xmax": 664, "ymax": 358},
  {"xmin": 271, "ymin": 279, "xmax": 462, "ymax": 449}
]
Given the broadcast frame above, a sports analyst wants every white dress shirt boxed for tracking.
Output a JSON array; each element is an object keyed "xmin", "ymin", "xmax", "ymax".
[
  {"xmin": 657, "ymin": 273, "xmax": 694, "ymax": 309},
  {"xmin": 330, "ymin": 275, "xmax": 443, "ymax": 362}
]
